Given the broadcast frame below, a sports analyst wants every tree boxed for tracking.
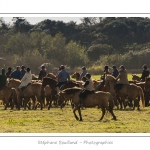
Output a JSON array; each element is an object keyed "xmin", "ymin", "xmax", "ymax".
[{"xmin": 12, "ymin": 17, "xmax": 32, "ymax": 33}]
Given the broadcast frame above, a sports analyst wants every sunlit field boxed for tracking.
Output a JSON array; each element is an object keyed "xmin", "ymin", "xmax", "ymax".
[
  {"xmin": 0, "ymin": 73, "xmax": 147, "ymax": 133},
  {"xmin": 0, "ymin": 104, "xmax": 149, "ymax": 133}
]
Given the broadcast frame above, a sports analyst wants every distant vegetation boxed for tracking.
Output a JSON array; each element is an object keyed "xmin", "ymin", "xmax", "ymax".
[{"xmin": 1, "ymin": 17, "xmax": 150, "ymax": 74}]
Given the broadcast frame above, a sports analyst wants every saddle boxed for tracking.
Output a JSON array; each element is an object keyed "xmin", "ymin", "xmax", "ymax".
[
  {"xmin": 21, "ymin": 83, "xmax": 31, "ymax": 91},
  {"xmin": 114, "ymin": 84, "xmax": 124, "ymax": 91}
]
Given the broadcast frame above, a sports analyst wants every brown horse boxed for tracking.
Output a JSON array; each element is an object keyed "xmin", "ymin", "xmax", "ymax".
[
  {"xmin": 71, "ymin": 72, "xmax": 80, "ymax": 81},
  {"xmin": 32, "ymin": 74, "xmax": 38, "ymax": 80},
  {"xmin": 58, "ymin": 87, "xmax": 116, "ymax": 121},
  {"xmin": 105, "ymin": 75, "xmax": 145, "ymax": 110},
  {"xmin": 41, "ymin": 77, "xmax": 79, "ymax": 109},
  {"xmin": 0, "ymin": 86, "xmax": 17, "ymax": 110},
  {"xmin": 7, "ymin": 79, "xmax": 43, "ymax": 110},
  {"xmin": 132, "ymin": 74, "xmax": 140, "ymax": 81},
  {"xmin": 46, "ymin": 73, "xmax": 57, "ymax": 80}
]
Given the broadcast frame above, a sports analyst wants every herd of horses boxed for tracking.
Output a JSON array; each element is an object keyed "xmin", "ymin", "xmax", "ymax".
[{"xmin": 0, "ymin": 72, "xmax": 150, "ymax": 121}]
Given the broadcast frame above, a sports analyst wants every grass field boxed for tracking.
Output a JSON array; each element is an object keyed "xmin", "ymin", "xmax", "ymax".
[
  {"xmin": 0, "ymin": 104, "xmax": 150, "ymax": 133},
  {"xmin": 0, "ymin": 73, "xmax": 147, "ymax": 133}
]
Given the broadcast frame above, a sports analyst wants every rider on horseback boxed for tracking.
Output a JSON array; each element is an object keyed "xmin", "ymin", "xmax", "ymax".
[
  {"xmin": 78, "ymin": 73, "xmax": 95, "ymax": 107},
  {"xmin": 80, "ymin": 66, "xmax": 87, "ymax": 80},
  {"xmin": 56, "ymin": 65, "xmax": 70, "ymax": 93},
  {"xmin": 38, "ymin": 65, "xmax": 47, "ymax": 80},
  {"xmin": 140, "ymin": 64, "xmax": 149, "ymax": 82},
  {"xmin": 102, "ymin": 65, "xmax": 111, "ymax": 79},
  {"xmin": 112, "ymin": 65, "xmax": 119, "ymax": 78},
  {"xmin": 0, "ymin": 68, "xmax": 7, "ymax": 90},
  {"xmin": 114, "ymin": 65, "xmax": 129, "ymax": 96},
  {"xmin": 97, "ymin": 65, "xmax": 111, "ymax": 91},
  {"xmin": 6, "ymin": 67, "xmax": 12, "ymax": 78},
  {"xmin": 18, "ymin": 68, "xmax": 32, "ymax": 93}
]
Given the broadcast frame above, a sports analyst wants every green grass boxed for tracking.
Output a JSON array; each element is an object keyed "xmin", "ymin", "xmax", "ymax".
[
  {"xmin": 0, "ymin": 73, "xmax": 145, "ymax": 133},
  {"xmin": 0, "ymin": 103, "xmax": 150, "ymax": 133}
]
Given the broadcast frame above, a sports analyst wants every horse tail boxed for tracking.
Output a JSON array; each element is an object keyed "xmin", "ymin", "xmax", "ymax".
[
  {"xmin": 107, "ymin": 92, "xmax": 114, "ymax": 111},
  {"xmin": 137, "ymin": 86, "xmax": 145, "ymax": 108}
]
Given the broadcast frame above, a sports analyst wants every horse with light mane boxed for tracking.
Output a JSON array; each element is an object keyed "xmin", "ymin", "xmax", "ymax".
[
  {"xmin": 58, "ymin": 87, "xmax": 116, "ymax": 121},
  {"xmin": 71, "ymin": 72, "xmax": 81, "ymax": 81},
  {"xmin": 46, "ymin": 73, "xmax": 57, "ymax": 80},
  {"xmin": 7, "ymin": 79, "xmax": 43, "ymax": 110},
  {"xmin": 132, "ymin": 74, "xmax": 140, "ymax": 81},
  {"xmin": 105, "ymin": 75, "xmax": 145, "ymax": 110}
]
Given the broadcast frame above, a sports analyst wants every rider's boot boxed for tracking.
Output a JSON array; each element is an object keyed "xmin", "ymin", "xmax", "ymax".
[
  {"xmin": 78, "ymin": 98, "xmax": 84, "ymax": 107},
  {"xmin": 56, "ymin": 87, "xmax": 60, "ymax": 95}
]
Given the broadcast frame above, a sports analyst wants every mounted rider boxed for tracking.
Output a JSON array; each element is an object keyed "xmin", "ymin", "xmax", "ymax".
[
  {"xmin": 20, "ymin": 65, "xmax": 26, "ymax": 79},
  {"xmin": 114, "ymin": 65, "xmax": 129, "ymax": 96},
  {"xmin": 11, "ymin": 66, "xmax": 22, "ymax": 80},
  {"xmin": 6, "ymin": 67, "xmax": 12, "ymax": 78},
  {"xmin": 0, "ymin": 68, "xmax": 7, "ymax": 90},
  {"xmin": 56, "ymin": 65, "xmax": 70, "ymax": 93},
  {"xmin": 97, "ymin": 65, "xmax": 111, "ymax": 91},
  {"xmin": 140, "ymin": 64, "xmax": 149, "ymax": 82},
  {"xmin": 112, "ymin": 65, "xmax": 119, "ymax": 78},
  {"xmin": 78, "ymin": 73, "xmax": 95, "ymax": 107},
  {"xmin": 18, "ymin": 67, "xmax": 32, "ymax": 93},
  {"xmin": 80, "ymin": 66, "xmax": 87, "ymax": 80},
  {"xmin": 102, "ymin": 65, "xmax": 111, "ymax": 80},
  {"xmin": 38, "ymin": 65, "xmax": 47, "ymax": 80}
]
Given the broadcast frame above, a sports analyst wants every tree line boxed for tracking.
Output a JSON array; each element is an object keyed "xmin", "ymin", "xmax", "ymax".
[{"xmin": 1, "ymin": 17, "xmax": 150, "ymax": 74}]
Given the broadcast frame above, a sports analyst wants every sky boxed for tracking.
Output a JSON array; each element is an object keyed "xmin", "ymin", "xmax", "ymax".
[{"xmin": 3, "ymin": 17, "xmax": 82, "ymax": 25}]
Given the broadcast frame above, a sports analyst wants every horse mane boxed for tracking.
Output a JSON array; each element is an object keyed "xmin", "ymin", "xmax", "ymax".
[
  {"xmin": 62, "ymin": 87, "xmax": 82, "ymax": 94},
  {"xmin": 43, "ymin": 77, "xmax": 57, "ymax": 83},
  {"xmin": 105, "ymin": 75, "xmax": 116, "ymax": 80},
  {"xmin": 9, "ymin": 78, "xmax": 21, "ymax": 83},
  {"xmin": 76, "ymin": 72, "xmax": 80, "ymax": 79},
  {"xmin": 81, "ymin": 76, "xmax": 87, "ymax": 82}
]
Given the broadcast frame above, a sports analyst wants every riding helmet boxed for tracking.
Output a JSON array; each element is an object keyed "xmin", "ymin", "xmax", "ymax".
[
  {"xmin": 112, "ymin": 65, "xmax": 116, "ymax": 69},
  {"xmin": 60, "ymin": 65, "xmax": 65, "ymax": 69},
  {"xmin": 85, "ymin": 73, "xmax": 91, "ymax": 78},
  {"xmin": 41, "ymin": 65, "xmax": 45, "ymax": 69},
  {"xmin": 21, "ymin": 65, "xmax": 26, "ymax": 69},
  {"xmin": 1, "ymin": 68, "xmax": 5, "ymax": 73},
  {"xmin": 119, "ymin": 65, "xmax": 125, "ymax": 69},
  {"xmin": 8, "ymin": 67, "xmax": 12, "ymax": 71},
  {"xmin": 82, "ymin": 66, "xmax": 86, "ymax": 70},
  {"xmin": 142, "ymin": 64, "xmax": 147, "ymax": 69},
  {"xmin": 104, "ymin": 65, "xmax": 109, "ymax": 70}
]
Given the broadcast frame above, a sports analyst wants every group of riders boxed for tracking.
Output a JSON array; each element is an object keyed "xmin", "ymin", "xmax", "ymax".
[{"xmin": 0, "ymin": 64, "xmax": 149, "ymax": 107}]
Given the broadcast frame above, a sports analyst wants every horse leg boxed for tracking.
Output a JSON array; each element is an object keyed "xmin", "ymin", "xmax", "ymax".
[
  {"xmin": 136, "ymin": 97, "xmax": 140, "ymax": 111},
  {"xmin": 39, "ymin": 96, "xmax": 43, "ymax": 110},
  {"xmin": 117, "ymin": 97, "xmax": 123, "ymax": 110},
  {"xmin": 27, "ymin": 100, "xmax": 31, "ymax": 110},
  {"xmin": 48, "ymin": 95, "xmax": 53, "ymax": 110},
  {"xmin": 10, "ymin": 98, "xmax": 14, "ymax": 110},
  {"xmin": 70, "ymin": 99, "xmax": 74, "ymax": 109},
  {"xmin": 17, "ymin": 96, "xmax": 21, "ymax": 110},
  {"xmin": 4, "ymin": 99, "xmax": 8, "ymax": 110},
  {"xmin": 99, "ymin": 107, "xmax": 105, "ymax": 121},
  {"xmin": 114, "ymin": 97, "xmax": 119, "ymax": 110},
  {"xmin": 108, "ymin": 107, "xmax": 117, "ymax": 120},
  {"xmin": 73, "ymin": 106, "xmax": 79, "ymax": 121},
  {"xmin": 78, "ymin": 107, "xmax": 83, "ymax": 121},
  {"xmin": 24, "ymin": 98, "xmax": 28, "ymax": 110}
]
